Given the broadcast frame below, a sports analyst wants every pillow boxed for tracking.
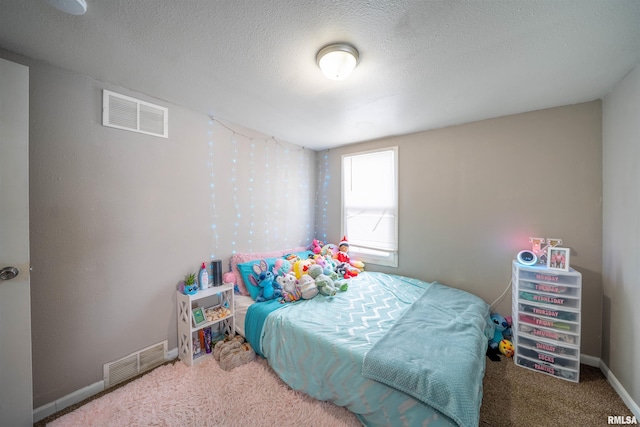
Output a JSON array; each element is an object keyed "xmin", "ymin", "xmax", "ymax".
[
  {"xmin": 238, "ymin": 250, "xmax": 314, "ymax": 300},
  {"xmin": 229, "ymin": 247, "xmax": 306, "ymax": 296}
]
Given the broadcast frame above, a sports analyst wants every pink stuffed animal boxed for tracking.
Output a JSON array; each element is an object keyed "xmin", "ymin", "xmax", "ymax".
[{"xmin": 310, "ymin": 239, "xmax": 323, "ymax": 254}]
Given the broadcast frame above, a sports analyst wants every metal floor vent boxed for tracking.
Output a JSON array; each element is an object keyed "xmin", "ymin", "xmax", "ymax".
[
  {"xmin": 102, "ymin": 90, "xmax": 168, "ymax": 138},
  {"xmin": 103, "ymin": 340, "xmax": 168, "ymax": 389}
]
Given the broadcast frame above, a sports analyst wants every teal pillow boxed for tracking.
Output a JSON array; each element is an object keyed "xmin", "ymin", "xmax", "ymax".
[{"xmin": 239, "ymin": 251, "xmax": 314, "ymax": 300}]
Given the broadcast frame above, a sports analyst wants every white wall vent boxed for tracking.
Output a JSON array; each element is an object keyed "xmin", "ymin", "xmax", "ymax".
[
  {"xmin": 102, "ymin": 90, "xmax": 168, "ymax": 138},
  {"xmin": 103, "ymin": 340, "xmax": 168, "ymax": 389}
]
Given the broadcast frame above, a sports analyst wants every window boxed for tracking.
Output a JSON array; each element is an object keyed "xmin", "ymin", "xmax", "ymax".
[{"xmin": 342, "ymin": 147, "xmax": 398, "ymax": 267}]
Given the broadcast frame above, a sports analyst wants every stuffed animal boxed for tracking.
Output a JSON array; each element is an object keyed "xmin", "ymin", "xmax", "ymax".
[
  {"xmin": 320, "ymin": 255, "xmax": 335, "ymax": 273},
  {"xmin": 307, "ymin": 265, "xmax": 338, "ymax": 296},
  {"xmin": 276, "ymin": 272, "xmax": 297, "ymax": 293},
  {"xmin": 307, "ymin": 264, "xmax": 323, "ymax": 278},
  {"xmin": 489, "ymin": 312, "xmax": 509, "ymax": 350},
  {"xmin": 297, "ymin": 274, "xmax": 318, "ymax": 299},
  {"xmin": 293, "ymin": 258, "xmax": 314, "ymax": 279},
  {"xmin": 276, "ymin": 273, "xmax": 301, "ymax": 303},
  {"xmin": 312, "ymin": 254, "xmax": 327, "ymax": 268},
  {"xmin": 310, "ymin": 239, "xmax": 323, "ymax": 254},
  {"xmin": 324, "ymin": 265, "xmax": 341, "ymax": 283},
  {"xmin": 281, "ymin": 288, "xmax": 301, "ymax": 303},
  {"xmin": 213, "ymin": 336, "xmax": 255, "ymax": 371},
  {"xmin": 503, "ymin": 315, "xmax": 513, "ymax": 341},
  {"xmin": 248, "ymin": 259, "xmax": 282, "ymax": 302},
  {"xmin": 499, "ymin": 339, "xmax": 514, "ymax": 358},
  {"xmin": 336, "ymin": 262, "xmax": 359, "ymax": 279},
  {"xmin": 222, "ymin": 271, "xmax": 236, "ymax": 285},
  {"xmin": 336, "ymin": 236, "xmax": 351, "ymax": 264},
  {"xmin": 334, "ymin": 278, "xmax": 349, "ymax": 292},
  {"xmin": 321, "ymin": 244, "xmax": 339, "ymax": 257},
  {"xmin": 273, "ymin": 258, "xmax": 292, "ymax": 277},
  {"xmin": 350, "ymin": 259, "xmax": 365, "ymax": 271},
  {"xmin": 314, "ymin": 273, "xmax": 339, "ymax": 296},
  {"xmin": 283, "ymin": 253, "xmax": 301, "ymax": 264}
]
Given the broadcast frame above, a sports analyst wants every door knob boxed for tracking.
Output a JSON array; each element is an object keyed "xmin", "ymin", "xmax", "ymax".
[{"xmin": 0, "ymin": 266, "xmax": 19, "ymax": 280}]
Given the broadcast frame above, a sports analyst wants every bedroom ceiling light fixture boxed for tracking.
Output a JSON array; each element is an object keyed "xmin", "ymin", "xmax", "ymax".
[
  {"xmin": 316, "ymin": 43, "xmax": 359, "ymax": 80},
  {"xmin": 44, "ymin": 0, "xmax": 87, "ymax": 15}
]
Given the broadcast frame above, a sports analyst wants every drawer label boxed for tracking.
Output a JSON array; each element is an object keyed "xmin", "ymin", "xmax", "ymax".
[
  {"xmin": 532, "ymin": 328, "xmax": 558, "ymax": 340},
  {"xmin": 536, "ymin": 342, "xmax": 557, "ymax": 353},
  {"xmin": 534, "ymin": 363, "xmax": 555, "ymax": 375},
  {"xmin": 538, "ymin": 353, "xmax": 555, "ymax": 363},
  {"xmin": 533, "ymin": 294, "xmax": 565, "ymax": 305},
  {"xmin": 534, "ymin": 317, "xmax": 554, "ymax": 327},
  {"xmin": 535, "ymin": 283, "xmax": 562, "ymax": 293},
  {"xmin": 536, "ymin": 273, "xmax": 559, "ymax": 282},
  {"xmin": 532, "ymin": 307, "xmax": 559, "ymax": 317}
]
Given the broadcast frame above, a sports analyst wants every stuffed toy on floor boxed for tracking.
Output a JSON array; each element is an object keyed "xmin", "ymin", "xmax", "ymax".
[
  {"xmin": 489, "ymin": 312, "xmax": 509, "ymax": 350},
  {"xmin": 213, "ymin": 336, "xmax": 255, "ymax": 371}
]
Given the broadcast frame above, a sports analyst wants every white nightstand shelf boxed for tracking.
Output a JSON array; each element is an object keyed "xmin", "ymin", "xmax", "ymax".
[{"xmin": 177, "ymin": 283, "xmax": 235, "ymax": 366}]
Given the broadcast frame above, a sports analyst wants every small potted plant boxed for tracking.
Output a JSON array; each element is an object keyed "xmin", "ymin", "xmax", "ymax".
[{"xmin": 181, "ymin": 272, "xmax": 198, "ymax": 295}]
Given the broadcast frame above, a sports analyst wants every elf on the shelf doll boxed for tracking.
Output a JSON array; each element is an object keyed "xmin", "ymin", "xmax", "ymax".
[{"xmin": 336, "ymin": 236, "xmax": 351, "ymax": 264}]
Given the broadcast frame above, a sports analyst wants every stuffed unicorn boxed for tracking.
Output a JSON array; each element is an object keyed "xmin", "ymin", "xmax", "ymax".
[{"xmin": 276, "ymin": 272, "xmax": 301, "ymax": 303}]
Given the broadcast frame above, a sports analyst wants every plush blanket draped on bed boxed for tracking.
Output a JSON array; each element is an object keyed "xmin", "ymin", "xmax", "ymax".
[
  {"xmin": 361, "ymin": 281, "xmax": 492, "ymax": 427},
  {"xmin": 244, "ymin": 299, "xmax": 285, "ymax": 358}
]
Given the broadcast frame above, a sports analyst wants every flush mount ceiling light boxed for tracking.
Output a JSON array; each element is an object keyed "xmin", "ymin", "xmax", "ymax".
[
  {"xmin": 44, "ymin": 0, "xmax": 87, "ymax": 15},
  {"xmin": 316, "ymin": 43, "xmax": 359, "ymax": 80}
]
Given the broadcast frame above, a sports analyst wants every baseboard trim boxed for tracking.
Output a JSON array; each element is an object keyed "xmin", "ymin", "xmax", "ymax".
[
  {"xmin": 33, "ymin": 348, "xmax": 179, "ymax": 423},
  {"xmin": 600, "ymin": 359, "xmax": 640, "ymax": 419},
  {"xmin": 580, "ymin": 353, "xmax": 600, "ymax": 367},
  {"xmin": 33, "ymin": 380, "xmax": 104, "ymax": 422},
  {"xmin": 167, "ymin": 346, "xmax": 178, "ymax": 360}
]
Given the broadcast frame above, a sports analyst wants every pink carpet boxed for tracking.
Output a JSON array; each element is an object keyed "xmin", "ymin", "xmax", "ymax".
[{"xmin": 48, "ymin": 357, "xmax": 361, "ymax": 426}]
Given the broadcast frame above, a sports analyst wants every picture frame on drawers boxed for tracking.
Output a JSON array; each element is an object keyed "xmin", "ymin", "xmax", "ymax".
[{"xmin": 547, "ymin": 247, "xmax": 570, "ymax": 271}]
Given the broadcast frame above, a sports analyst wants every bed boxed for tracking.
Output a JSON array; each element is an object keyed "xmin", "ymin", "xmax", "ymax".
[{"xmin": 232, "ymin": 267, "xmax": 493, "ymax": 427}]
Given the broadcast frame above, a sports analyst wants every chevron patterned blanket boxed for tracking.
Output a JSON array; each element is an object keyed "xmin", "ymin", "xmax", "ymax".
[{"xmin": 256, "ymin": 271, "xmax": 489, "ymax": 427}]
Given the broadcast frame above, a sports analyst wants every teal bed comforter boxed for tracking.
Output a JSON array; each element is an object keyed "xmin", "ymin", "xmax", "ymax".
[{"xmin": 251, "ymin": 272, "xmax": 492, "ymax": 427}]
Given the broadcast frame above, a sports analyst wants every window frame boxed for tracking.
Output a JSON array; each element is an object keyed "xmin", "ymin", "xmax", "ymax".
[{"xmin": 341, "ymin": 146, "xmax": 398, "ymax": 267}]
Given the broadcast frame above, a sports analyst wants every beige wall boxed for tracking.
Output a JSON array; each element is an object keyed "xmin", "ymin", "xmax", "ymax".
[
  {"xmin": 0, "ymin": 49, "xmax": 316, "ymax": 408},
  {"xmin": 603, "ymin": 63, "xmax": 640, "ymax": 412},
  {"xmin": 319, "ymin": 102, "xmax": 603, "ymax": 357}
]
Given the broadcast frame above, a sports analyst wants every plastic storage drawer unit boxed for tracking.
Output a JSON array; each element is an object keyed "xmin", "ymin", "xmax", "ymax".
[{"xmin": 512, "ymin": 260, "xmax": 582, "ymax": 383}]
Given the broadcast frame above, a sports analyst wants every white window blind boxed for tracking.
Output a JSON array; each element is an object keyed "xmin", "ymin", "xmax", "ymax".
[{"xmin": 342, "ymin": 147, "xmax": 398, "ymax": 267}]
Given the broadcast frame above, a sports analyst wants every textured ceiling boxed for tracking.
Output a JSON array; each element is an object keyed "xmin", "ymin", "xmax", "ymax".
[{"xmin": 1, "ymin": 0, "xmax": 640, "ymax": 150}]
